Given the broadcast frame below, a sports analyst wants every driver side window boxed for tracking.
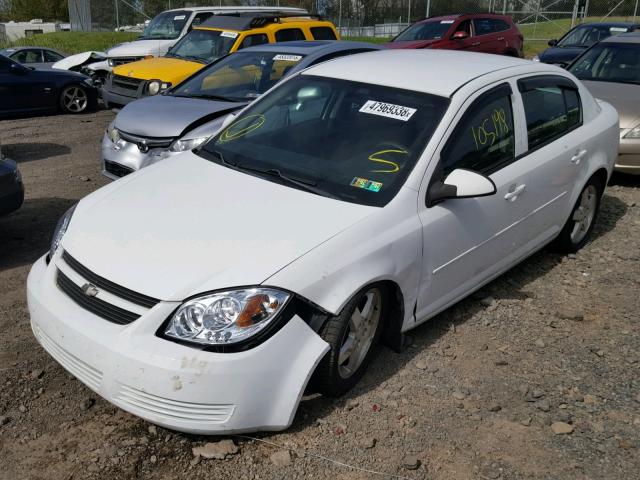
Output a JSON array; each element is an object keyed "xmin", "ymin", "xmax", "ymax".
[{"xmin": 441, "ymin": 84, "xmax": 515, "ymax": 176}]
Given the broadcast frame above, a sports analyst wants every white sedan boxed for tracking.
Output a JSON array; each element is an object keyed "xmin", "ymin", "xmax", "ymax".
[{"xmin": 28, "ymin": 50, "xmax": 619, "ymax": 434}]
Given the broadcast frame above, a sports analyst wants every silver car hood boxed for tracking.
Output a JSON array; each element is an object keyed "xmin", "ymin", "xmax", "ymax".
[
  {"xmin": 581, "ymin": 80, "xmax": 640, "ymax": 129},
  {"xmin": 114, "ymin": 95, "xmax": 244, "ymax": 138}
]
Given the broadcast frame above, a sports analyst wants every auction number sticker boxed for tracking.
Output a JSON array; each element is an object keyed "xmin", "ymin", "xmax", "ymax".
[
  {"xmin": 440, "ymin": 20, "xmax": 455, "ymax": 23},
  {"xmin": 220, "ymin": 31, "xmax": 239, "ymax": 38},
  {"xmin": 273, "ymin": 54, "xmax": 302, "ymax": 62},
  {"xmin": 610, "ymin": 27, "xmax": 628, "ymax": 32},
  {"xmin": 351, "ymin": 177, "xmax": 383, "ymax": 192},
  {"xmin": 359, "ymin": 100, "xmax": 416, "ymax": 122},
  {"xmin": 173, "ymin": 15, "xmax": 186, "ymax": 20}
]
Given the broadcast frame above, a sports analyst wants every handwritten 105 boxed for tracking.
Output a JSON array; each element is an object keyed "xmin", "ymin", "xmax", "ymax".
[{"xmin": 471, "ymin": 108, "xmax": 510, "ymax": 151}]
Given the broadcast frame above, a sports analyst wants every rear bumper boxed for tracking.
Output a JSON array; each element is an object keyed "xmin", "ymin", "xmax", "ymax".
[{"xmin": 28, "ymin": 254, "xmax": 329, "ymax": 434}]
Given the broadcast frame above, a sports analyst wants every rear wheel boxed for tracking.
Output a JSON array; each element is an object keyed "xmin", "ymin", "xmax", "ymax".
[
  {"xmin": 554, "ymin": 175, "xmax": 604, "ymax": 253},
  {"xmin": 60, "ymin": 85, "xmax": 89, "ymax": 114},
  {"xmin": 314, "ymin": 285, "xmax": 386, "ymax": 396}
]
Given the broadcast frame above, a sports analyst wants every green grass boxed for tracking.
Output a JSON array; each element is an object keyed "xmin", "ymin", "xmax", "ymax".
[{"xmin": 0, "ymin": 31, "xmax": 139, "ymax": 54}]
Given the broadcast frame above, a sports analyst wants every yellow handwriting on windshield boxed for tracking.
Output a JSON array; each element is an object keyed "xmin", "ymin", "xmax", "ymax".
[
  {"xmin": 219, "ymin": 114, "xmax": 266, "ymax": 143},
  {"xmin": 368, "ymin": 149, "xmax": 407, "ymax": 173},
  {"xmin": 471, "ymin": 108, "xmax": 509, "ymax": 150}
]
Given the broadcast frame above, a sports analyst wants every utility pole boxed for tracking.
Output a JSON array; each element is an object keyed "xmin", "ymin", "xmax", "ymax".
[
  {"xmin": 115, "ymin": 0, "xmax": 119, "ymax": 30},
  {"xmin": 634, "ymin": 0, "xmax": 639, "ymax": 22},
  {"xmin": 407, "ymin": 0, "xmax": 411, "ymax": 23},
  {"xmin": 426, "ymin": 0, "xmax": 430, "ymax": 17}
]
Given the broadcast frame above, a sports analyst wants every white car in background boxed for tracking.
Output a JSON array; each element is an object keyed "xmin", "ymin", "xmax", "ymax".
[{"xmin": 28, "ymin": 50, "xmax": 618, "ymax": 434}]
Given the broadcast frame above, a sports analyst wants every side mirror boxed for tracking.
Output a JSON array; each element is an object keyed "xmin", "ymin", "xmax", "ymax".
[
  {"xmin": 452, "ymin": 31, "xmax": 469, "ymax": 40},
  {"xmin": 9, "ymin": 63, "xmax": 28, "ymax": 75},
  {"xmin": 548, "ymin": 39, "xmax": 558, "ymax": 46},
  {"xmin": 427, "ymin": 168, "xmax": 496, "ymax": 207}
]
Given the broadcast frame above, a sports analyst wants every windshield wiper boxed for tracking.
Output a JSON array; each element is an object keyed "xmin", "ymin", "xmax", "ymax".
[
  {"xmin": 209, "ymin": 151, "xmax": 339, "ymax": 199},
  {"xmin": 179, "ymin": 55, "xmax": 208, "ymax": 64},
  {"xmin": 174, "ymin": 93, "xmax": 239, "ymax": 102}
]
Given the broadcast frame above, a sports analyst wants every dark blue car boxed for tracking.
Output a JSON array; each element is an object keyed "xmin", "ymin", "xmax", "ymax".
[
  {"xmin": 534, "ymin": 22, "xmax": 639, "ymax": 67},
  {"xmin": 0, "ymin": 53, "xmax": 98, "ymax": 118}
]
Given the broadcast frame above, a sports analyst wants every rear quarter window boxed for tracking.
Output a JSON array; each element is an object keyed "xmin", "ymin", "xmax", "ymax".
[
  {"xmin": 311, "ymin": 27, "xmax": 337, "ymax": 40},
  {"xmin": 275, "ymin": 28, "xmax": 306, "ymax": 42}
]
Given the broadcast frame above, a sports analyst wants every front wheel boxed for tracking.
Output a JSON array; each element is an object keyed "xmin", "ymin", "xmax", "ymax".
[
  {"xmin": 554, "ymin": 175, "xmax": 604, "ymax": 253},
  {"xmin": 60, "ymin": 85, "xmax": 89, "ymax": 114},
  {"xmin": 314, "ymin": 285, "xmax": 386, "ymax": 397}
]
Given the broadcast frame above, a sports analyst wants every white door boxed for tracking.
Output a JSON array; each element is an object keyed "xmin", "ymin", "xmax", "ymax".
[{"xmin": 416, "ymin": 82, "xmax": 532, "ymax": 321}]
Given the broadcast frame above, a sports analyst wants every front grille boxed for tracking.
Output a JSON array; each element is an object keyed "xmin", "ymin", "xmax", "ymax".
[
  {"xmin": 57, "ymin": 269, "xmax": 141, "ymax": 325},
  {"xmin": 119, "ymin": 131, "xmax": 173, "ymax": 148},
  {"xmin": 62, "ymin": 251, "xmax": 159, "ymax": 308},
  {"xmin": 104, "ymin": 160, "xmax": 134, "ymax": 178},
  {"xmin": 112, "ymin": 74, "xmax": 143, "ymax": 92},
  {"xmin": 110, "ymin": 56, "xmax": 143, "ymax": 67}
]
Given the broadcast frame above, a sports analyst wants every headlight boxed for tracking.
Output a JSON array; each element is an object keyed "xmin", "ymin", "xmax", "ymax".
[
  {"xmin": 623, "ymin": 125, "xmax": 640, "ymax": 139},
  {"xmin": 49, "ymin": 204, "xmax": 77, "ymax": 258},
  {"xmin": 147, "ymin": 80, "xmax": 161, "ymax": 95},
  {"xmin": 108, "ymin": 58, "xmax": 115, "ymax": 67},
  {"xmin": 532, "ymin": 55, "xmax": 540, "ymax": 62},
  {"xmin": 164, "ymin": 288, "xmax": 290, "ymax": 346},
  {"xmin": 169, "ymin": 136, "xmax": 208, "ymax": 152},
  {"xmin": 107, "ymin": 123, "xmax": 120, "ymax": 144}
]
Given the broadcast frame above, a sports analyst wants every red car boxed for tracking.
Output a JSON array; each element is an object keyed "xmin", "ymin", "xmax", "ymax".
[{"xmin": 386, "ymin": 14, "xmax": 523, "ymax": 57}]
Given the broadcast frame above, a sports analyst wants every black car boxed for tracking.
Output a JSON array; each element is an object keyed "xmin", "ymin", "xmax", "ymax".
[
  {"xmin": 0, "ymin": 143, "xmax": 24, "ymax": 216},
  {"xmin": 535, "ymin": 22, "xmax": 639, "ymax": 67},
  {"xmin": 0, "ymin": 53, "xmax": 98, "ymax": 118}
]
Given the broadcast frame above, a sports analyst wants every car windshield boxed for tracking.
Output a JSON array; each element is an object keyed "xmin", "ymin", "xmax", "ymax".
[
  {"xmin": 139, "ymin": 10, "xmax": 189, "ymax": 40},
  {"xmin": 558, "ymin": 25, "xmax": 629, "ymax": 47},
  {"xmin": 569, "ymin": 43, "xmax": 640, "ymax": 85},
  {"xmin": 199, "ymin": 75, "xmax": 449, "ymax": 207},
  {"xmin": 168, "ymin": 29, "xmax": 237, "ymax": 64},
  {"xmin": 394, "ymin": 20, "xmax": 453, "ymax": 41},
  {"xmin": 171, "ymin": 51, "xmax": 306, "ymax": 102}
]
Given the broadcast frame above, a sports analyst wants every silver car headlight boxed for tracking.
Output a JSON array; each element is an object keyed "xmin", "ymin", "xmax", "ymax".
[
  {"xmin": 623, "ymin": 125, "xmax": 640, "ymax": 139},
  {"xmin": 50, "ymin": 204, "xmax": 77, "ymax": 258},
  {"xmin": 164, "ymin": 288, "xmax": 290, "ymax": 346},
  {"xmin": 107, "ymin": 123, "xmax": 120, "ymax": 144},
  {"xmin": 169, "ymin": 136, "xmax": 208, "ymax": 152}
]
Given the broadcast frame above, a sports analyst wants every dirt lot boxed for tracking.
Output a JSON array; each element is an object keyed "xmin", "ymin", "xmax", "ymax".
[{"xmin": 1, "ymin": 111, "xmax": 639, "ymax": 480}]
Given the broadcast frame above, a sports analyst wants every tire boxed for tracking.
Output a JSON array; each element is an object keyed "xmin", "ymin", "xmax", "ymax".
[
  {"xmin": 314, "ymin": 284, "xmax": 387, "ymax": 397},
  {"xmin": 554, "ymin": 174, "xmax": 604, "ymax": 253},
  {"xmin": 60, "ymin": 84, "xmax": 89, "ymax": 114}
]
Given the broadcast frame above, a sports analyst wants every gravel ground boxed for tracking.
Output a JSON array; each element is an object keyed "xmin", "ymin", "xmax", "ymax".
[{"xmin": 1, "ymin": 112, "xmax": 639, "ymax": 480}]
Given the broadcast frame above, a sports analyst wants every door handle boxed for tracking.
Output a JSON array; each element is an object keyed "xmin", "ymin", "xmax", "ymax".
[
  {"xmin": 570, "ymin": 149, "xmax": 588, "ymax": 165},
  {"xmin": 504, "ymin": 184, "xmax": 526, "ymax": 201},
  {"xmin": 497, "ymin": 36, "xmax": 505, "ymax": 40},
  {"xmin": 472, "ymin": 42, "xmax": 480, "ymax": 46}
]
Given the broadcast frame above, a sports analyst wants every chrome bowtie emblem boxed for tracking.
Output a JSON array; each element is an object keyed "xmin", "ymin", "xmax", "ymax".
[
  {"xmin": 138, "ymin": 140, "xmax": 149, "ymax": 153},
  {"xmin": 82, "ymin": 283, "xmax": 99, "ymax": 297}
]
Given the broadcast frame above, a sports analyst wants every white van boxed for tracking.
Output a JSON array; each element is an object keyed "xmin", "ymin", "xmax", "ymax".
[{"xmin": 104, "ymin": 6, "xmax": 307, "ymax": 69}]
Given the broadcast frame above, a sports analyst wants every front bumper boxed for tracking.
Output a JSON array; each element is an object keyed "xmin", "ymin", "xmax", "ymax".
[
  {"xmin": 27, "ymin": 254, "xmax": 329, "ymax": 434},
  {"xmin": 101, "ymin": 132, "xmax": 176, "ymax": 180},
  {"xmin": 615, "ymin": 137, "xmax": 640, "ymax": 175}
]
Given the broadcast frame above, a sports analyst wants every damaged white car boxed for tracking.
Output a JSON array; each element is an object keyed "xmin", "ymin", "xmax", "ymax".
[{"xmin": 28, "ymin": 50, "xmax": 618, "ymax": 434}]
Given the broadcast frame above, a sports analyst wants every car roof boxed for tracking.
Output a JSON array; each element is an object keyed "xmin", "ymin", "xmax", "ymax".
[
  {"xmin": 416, "ymin": 13, "xmax": 512, "ymax": 23},
  {"xmin": 573, "ymin": 21, "xmax": 637, "ymax": 27},
  {"xmin": 303, "ymin": 49, "xmax": 546, "ymax": 97},
  {"xmin": 197, "ymin": 14, "xmax": 324, "ymax": 31},
  {"xmin": 239, "ymin": 40, "xmax": 383, "ymax": 55},
  {"xmin": 0, "ymin": 46, "xmax": 62, "ymax": 52},
  {"xmin": 601, "ymin": 31, "xmax": 640, "ymax": 43},
  {"xmin": 163, "ymin": 6, "xmax": 307, "ymax": 14}
]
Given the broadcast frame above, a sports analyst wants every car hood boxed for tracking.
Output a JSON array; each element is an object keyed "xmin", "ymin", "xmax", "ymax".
[
  {"xmin": 538, "ymin": 46, "xmax": 586, "ymax": 65},
  {"xmin": 63, "ymin": 152, "xmax": 375, "ymax": 301},
  {"xmin": 107, "ymin": 39, "xmax": 175, "ymax": 58},
  {"xmin": 581, "ymin": 80, "xmax": 640, "ymax": 128},
  {"xmin": 114, "ymin": 94, "xmax": 243, "ymax": 138},
  {"xmin": 384, "ymin": 39, "xmax": 439, "ymax": 49},
  {"xmin": 112, "ymin": 57, "xmax": 203, "ymax": 83},
  {"xmin": 52, "ymin": 51, "xmax": 105, "ymax": 70}
]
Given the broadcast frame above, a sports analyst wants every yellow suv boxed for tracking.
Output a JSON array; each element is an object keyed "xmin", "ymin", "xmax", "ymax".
[{"xmin": 102, "ymin": 14, "xmax": 339, "ymax": 108}]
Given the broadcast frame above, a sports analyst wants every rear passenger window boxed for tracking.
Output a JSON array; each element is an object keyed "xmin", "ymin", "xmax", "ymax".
[
  {"xmin": 519, "ymin": 76, "xmax": 582, "ymax": 150},
  {"xmin": 275, "ymin": 28, "xmax": 306, "ymax": 42},
  {"xmin": 441, "ymin": 84, "xmax": 515, "ymax": 175},
  {"xmin": 491, "ymin": 19, "xmax": 511, "ymax": 32},
  {"xmin": 238, "ymin": 34, "xmax": 269, "ymax": 49},
  {"xmin": 311, "ymin": 27, "xmax": 337, "ymax": 40},
  {"xmin": 473, "ymin": 19, "xmax": 494, "ymax": 36}
]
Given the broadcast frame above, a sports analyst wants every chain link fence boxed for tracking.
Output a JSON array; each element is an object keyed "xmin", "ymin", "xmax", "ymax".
[{"xmin": 68, "ymin": 0, "xmax": 639, "ymax": 41}]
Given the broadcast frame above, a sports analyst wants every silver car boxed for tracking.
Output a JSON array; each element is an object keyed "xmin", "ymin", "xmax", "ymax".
[
  {"xmin": 568, "ymin": 32, "xmax": 640, "ymax": 174},
  {"xmin": 0, "ymin": 47, "xmax": 66, "ymax": 69},
  {"xmin": 101, "ymin": 41, "xmax": 382, "ymax": 180}
]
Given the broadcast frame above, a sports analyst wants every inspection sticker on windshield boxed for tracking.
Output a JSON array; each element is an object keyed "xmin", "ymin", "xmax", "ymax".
[
  {"xmin": 359, "ymin": 100, "xmax": 417, "ymax": 122},
  {"xmin": 273, "ymin": 54, "xmax": 302, "ymax": 62},
  {"xmin": 351, "ymin": 177, "xmax": 383, "ymax": 193},
  {"xmin": 610, "ymin": 27, "xmax": 628, "ymax": 32},
  {"xmin": 440, "ymin": 20, "xmax": 455, "ymax": 23},
  {"xmin": 220, "ymin": 31, "xmax": 239, "ymax": 38},
  {"xmin": 173, "ymin": 15, "xmax": 186, "ymax": 20}
]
